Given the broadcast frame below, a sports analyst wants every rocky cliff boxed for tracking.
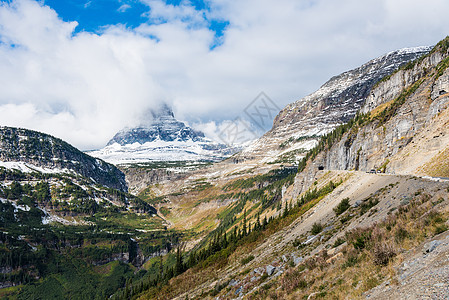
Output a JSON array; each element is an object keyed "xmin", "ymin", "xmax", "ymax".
[
  {"xmin": 290, "ymin": 38, "xmax": 449, "ymax": 196},
  {"xmin": 320, "ymin": 39, "xmax": 449, "ymax": 174},
  {"xmin": 238, "ymin": 46, "xmax": 432, "ymax": 164}
]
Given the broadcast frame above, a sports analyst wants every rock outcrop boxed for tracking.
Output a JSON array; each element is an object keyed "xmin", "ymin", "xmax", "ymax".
[{"xmin": 287, "ymin": 38, "xmax": 449, "ymax": 199}]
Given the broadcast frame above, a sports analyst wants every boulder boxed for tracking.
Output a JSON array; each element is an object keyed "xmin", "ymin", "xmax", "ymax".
[
  {"xmin": 266, "ymin": 265, "xmax": 276, "ymax": 276},
  {"xmin": 423, "ymin": 240, "xmax": 442, "ymax": 254}
]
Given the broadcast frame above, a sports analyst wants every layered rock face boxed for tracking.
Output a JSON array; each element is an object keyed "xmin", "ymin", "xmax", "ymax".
[
  {"xmin": 319, "ymin": 43, "xmax": 449, "ymax": 174},
  {"xmin": 285, "ymin": 39, "xmax": 449, "ymax": 202},
  {"xmin": 238, "ymin": 46, "xmax": 432, "ymax": 163}
]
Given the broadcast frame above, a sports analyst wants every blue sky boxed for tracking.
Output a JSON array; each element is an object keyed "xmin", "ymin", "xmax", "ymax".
[
  {"xmin": 1, "ymin": 0, "xmax": 449, "ymax": 150},
  {"xmin": 44, "ymin": 0, "xmax": 150, "ymax": 32},
  {"xmin": 43, "ymin": 0, "xmax": 229, "ymax": 47}
]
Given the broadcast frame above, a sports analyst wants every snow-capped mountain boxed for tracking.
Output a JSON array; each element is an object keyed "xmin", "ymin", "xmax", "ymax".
[
  {"xmin": 237, "ymin": 46, "xmax": 433, "ymax": 163},
  {"xmin": 89, "ymin": 104, "xmax": 239, "ymax": 164},
  {"xmin": 107, "ymin": 104, "xmax": 206, "ymax": 146}
]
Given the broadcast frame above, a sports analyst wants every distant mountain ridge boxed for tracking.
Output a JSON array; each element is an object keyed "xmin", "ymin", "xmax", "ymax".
[
  {"xmin": 90, "ymin": 104, "xmax": 239, "ymax": 164},
  {"xmin": 0, "ymin": 126, "xmax": 127, "ymax": 192}
]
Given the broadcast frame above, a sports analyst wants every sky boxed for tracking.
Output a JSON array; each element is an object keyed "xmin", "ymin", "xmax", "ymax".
[{"xmin": 0, "ymin": 0, "xmax": 449, "ymax": 150}]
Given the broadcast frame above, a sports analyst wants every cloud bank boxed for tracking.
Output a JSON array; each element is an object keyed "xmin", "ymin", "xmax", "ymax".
[{"xmin": 0, "ymin": 0, "xmax": 449, "ymax": 149}]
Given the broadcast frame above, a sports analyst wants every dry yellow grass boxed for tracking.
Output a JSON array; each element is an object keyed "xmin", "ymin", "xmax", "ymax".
[
  {"xmin": 369, "ymin": 98, "xmax": 395, "ymax": 119},
  {"xmin": 420, "ymin": 146, "xmax": 449, "ymax": 177}
]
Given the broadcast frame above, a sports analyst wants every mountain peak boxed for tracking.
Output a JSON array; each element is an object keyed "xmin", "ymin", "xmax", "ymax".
[
  {"xmin": 91, "ymin": 103, "xmax": 239, "ymax": 164},
  {"xmin": 106, "ymin": 104, "xmax": 205, "ymax": 146},
  {"xmin": 0, "ymin": 126, "xmax": 127, "ymax": 191},
  {"xmin": 150, "ymin": 103, "xmax": 174, "ymax": 120},
  {"xmin": 138, "ymin": 103, "xmax": 175, "ymax": 127}
]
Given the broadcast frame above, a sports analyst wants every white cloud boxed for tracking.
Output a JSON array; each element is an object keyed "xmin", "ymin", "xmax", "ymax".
[
  {"xmin": 1, "ymin": 0, "xmax": 449, "ymax": 149},
  {"xmin": 118, "ymin": 4, "xmax": 131, "ymax": 12},
  {"xmin": 0, "ymin": 0, "xmax": 166, "ymax": 149},
  {"xmin": 192, "ymin": 118, "xmax": 260, "ymax": 145},
  {"xmin": 84, "ymin": 1, "xmax": 92, "ymax": 9},
  {"xmin": 140, "ymin": 0, "xmax": 207, "ymax": 26}
]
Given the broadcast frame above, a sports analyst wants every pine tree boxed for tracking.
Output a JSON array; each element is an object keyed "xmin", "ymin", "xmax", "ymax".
[
  {"xmin": 283, "ymin": 201, "xmax": 289, "ymax": 218},
  {"xmin": 242, "ymin": 210, "xmax": 247, "ymax": 236},
  {"xmin": 256, "ymin": 213, "xmax": 261, "ymax": 230},
  {"xmin": 175, "ymin": 245, "xmax": 185, "ymax": 276},
  {"xmin": 159, "ymin": 255, "xmax": 164, "ymax": 278}
]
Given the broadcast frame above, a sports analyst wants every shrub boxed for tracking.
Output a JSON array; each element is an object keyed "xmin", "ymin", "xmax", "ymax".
[
  {"xmin": 333, "ymin": 237, "xmax": 345, "ymax": 248},
  {"xmin": 292, "ymin": 238, "xmax": 305, "ymax": 248},
  {"xmin": 346, "ymin": 228, "xmax": 372, "ymax": 250},
  {"xmin": 334, "ymin": 198, "xmax": 350, "ymax": 215},
  {"xmin": 340, "ymin": 214, "xmax": 353, "ymax": 224},
  {"xmin": 311, "ymin": 223, "xmax": 323, "ymax": 235},
  {"xmin": 360, "ymin": 198, "xmax": 379, "ymax": 215},
  {"xmin": 342, "ymin": 255, "xmax": 358, "ymax": 268},
  {"xmin": 434, "ymin": 224, "xmax": 448, "ymax": 235},
  {"xmin": 353, "ymin": 237, "xmax": 367, "ymax": 250},
  {"xmin": 240, "ymin": 255, "xmax": 255, "ymax": 265},
  {"xmin": 372, "ymin": 243, "xmax": 396, "ymax": 266},
  {"xmin": 394, "ymin": 227, "xmax": 409, "ymax": 243}
]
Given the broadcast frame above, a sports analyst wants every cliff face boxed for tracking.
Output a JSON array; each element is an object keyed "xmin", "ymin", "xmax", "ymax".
[
  {"xmin": 119, "ymin": 165, "xmax": 187, "ymax": 194},
  {"xmin": 320, "ymin": 41, "xmax": 449, "ymax": 174},
  {"xmin": 285, "ymin": 39, "xmax": 449, "ymax": 200},
  {"xmin": 238, "ymin": 46, "xmax": 431, "ymax": 163}
]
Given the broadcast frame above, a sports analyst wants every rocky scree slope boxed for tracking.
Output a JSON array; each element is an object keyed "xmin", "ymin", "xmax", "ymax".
[
  {"xmin": 0, "ymin": 126, "xmax": 127, "ymax": 192},
  {"xmin": 166, "ymin": 171, "xmax": 449, "ymax": 300},
  {"xmin": 238, "ymin": 46, "xmax": 431, "ymax": 164}
]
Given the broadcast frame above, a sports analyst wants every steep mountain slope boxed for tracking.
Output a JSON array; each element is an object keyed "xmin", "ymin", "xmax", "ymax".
[
  {"xmin": 239, "ymin": 46, "xmax": 432, "ymax": 164},
  {"xmin": 116, "ymin": 38, "xmax": 449, "ymax": 300},
  {"xmin": 0, "ymin": 126, "xmax": 127, "ymax": 192},
  {"xmin": 311, "ymin": 39, "xmax": 449, "ymax": 176},
  {"xmin": 0, "ymin": 165, "xmax": 166, "ymax": 298},
  {"xmin": 89, "ymin": 104, "xmax": 238, "ymax": 164}
]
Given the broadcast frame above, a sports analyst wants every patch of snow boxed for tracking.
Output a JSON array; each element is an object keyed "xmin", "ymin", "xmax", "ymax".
[
  {"xmin": 88, "ymin": 140, "xmax": 241, "ymax": 165},
  {"xmin": 0, "ymin": 198, "xmax": 30, "ymax": 213},
  {"xmin": 0, "ymin": 161, "xmax": 70, "ymax": 174}
]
